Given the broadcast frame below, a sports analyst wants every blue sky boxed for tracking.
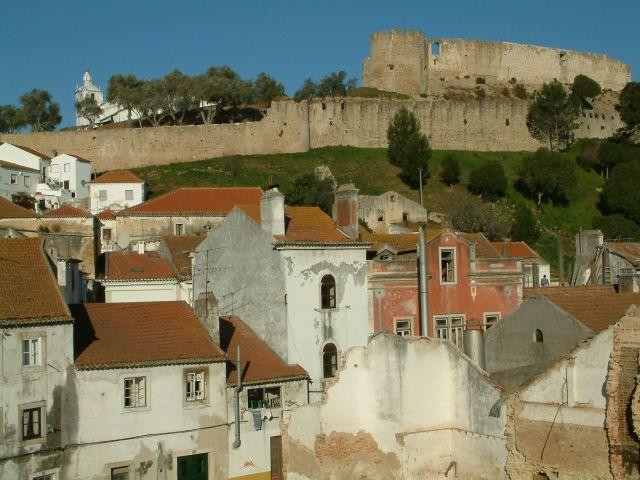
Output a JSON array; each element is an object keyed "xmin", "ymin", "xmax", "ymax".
[{"xmin": 1, "ymin": 0, "xmax": 637, "ymax": 127}]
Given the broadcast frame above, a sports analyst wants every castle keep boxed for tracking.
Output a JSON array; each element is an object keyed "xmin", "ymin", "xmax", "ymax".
[{"xmin": 363, "ymin": 29, "xmax": 631, "ymax": 95}]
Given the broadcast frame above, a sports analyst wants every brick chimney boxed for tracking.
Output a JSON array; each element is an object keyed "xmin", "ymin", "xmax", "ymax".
[
  {"xmin": 333, "ymin": 183, "xmax": 359, "ymax": 239},
  {"xmin": 260, "ymin": 187, "xmax": 285, "ymax": 236}
]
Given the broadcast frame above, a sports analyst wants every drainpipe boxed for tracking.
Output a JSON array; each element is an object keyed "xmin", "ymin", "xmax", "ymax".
[
  {"xmin": 233, "ymin": 345, "xmax": 241, "ymax": 449},
  {"xmin": 418, "ymin": 223, "xmax": 429, "ymax": 337}
]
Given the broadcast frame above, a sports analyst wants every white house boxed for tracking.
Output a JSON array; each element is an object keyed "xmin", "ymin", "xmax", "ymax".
[
  {"xmin": 194, "ymin": 187, "xmax": 370, "ymax": 401},
  {"xmin": 48, "ymin": 153, "xmax": 92, "ymax": 201},
  {"xmin": 67, "ymin": 301, "xmax": 229, "ymax": 479},
  {"xmin": 0, "ymin": 159, "xmax": 40, "ymax": 201},
  {"xmin": 0, "ymin": 142, "xmax": 50, "ymax": 178},
  {"xmin": 0, "ymin": 237, "xmax": 74, "ymax": 480},
  {"xmin": 89, "ymin": 170, "xmax": 145, "ymax": 214}
]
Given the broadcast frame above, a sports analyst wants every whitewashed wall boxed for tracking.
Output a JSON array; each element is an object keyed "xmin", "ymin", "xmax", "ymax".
[{"xmin": 89, "ymin": 182, "xmax": 145, "ymax": 214}]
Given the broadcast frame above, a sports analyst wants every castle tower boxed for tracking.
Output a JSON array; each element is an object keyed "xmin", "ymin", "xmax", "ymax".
[{"xmin": 362, "ymin": 29, "xmax": 428, "ymax": 96}]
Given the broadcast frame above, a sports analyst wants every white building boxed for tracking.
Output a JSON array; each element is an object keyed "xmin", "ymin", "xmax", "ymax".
[
  {"xmin": 89, "ymin": 170, "xmax": 145, "ymax": 214},
  {"xmin": 67, "ymin": 301, "xmax": 229, "ymax": 479},
  {"xmin": 0, "ymin": 237, "xmax": 74, "ymax": 480},
  {"xmin": 194, "ymin": 187, "xmax": 370, "ymax": 401},
  {"xmin": 0, "ymin": 159, "xmax": 40, "ymax": 201},
  {"xmin": 75, "ymin": 71, "xmax": 141, "ymax": 127},
  {"xmin": 48, "ymin": 154, "xmax": 92, "ymax": 201},
  {"xmin": 0, "ymin": 142, "xmax": 50, "ymax": 178}
]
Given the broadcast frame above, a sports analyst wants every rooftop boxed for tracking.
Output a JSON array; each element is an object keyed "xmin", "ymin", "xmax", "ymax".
[
  {"xmin": 0, "ymin": 238, "xmax": 71, "ymax": 325},
  {"xmin": 0, "ymin": 196, "xmax": 37, "ymax": 219},
  {"xmin": 74, "ymin": 301, "xmax": 224, "ymax": 369},
  {"xmin": 90, "ymin": 170, "xmax": 143, "ymax": 184},
  {"xmin": 220, "ymin": 316, "xmax": 308, "ymax": 385},
  {"xmin": 604, "ymin": 242, "xmax": 640, "ymax": 266},
  {"xmin": 525, "ymin": 285, "xmax": 640, "ymax": 333},
  {"xmin": 105, "ymin": 251, "xmax": 176, "ymax": 282},
  {"xmin": 163, "ymin": 235, "xmax": 205, "ymax": 280},
  {"xmin": 118, "ymin": 187, "xmax": 262, "ymax": 217},
  {"xmin": 361, "ymin": 229, "xmax": 444, "ymax": 254},
  {"xmin": 0, "ymin": 142, "xmax": 52, "ymax": 161},
  {"xmin": 41, "ymin": 204, "xmax": 92, "ymax": 219},
  {"xmin": 458, "ymin": 232, "xmax": 501, "ymax": 258},
  {"xmin": 96, "ymin": 209, "xmax": 116, "ymax": 220},
  {"xmin": 0, "ymin": 159, "xmax": 40, "ymax": 172}
]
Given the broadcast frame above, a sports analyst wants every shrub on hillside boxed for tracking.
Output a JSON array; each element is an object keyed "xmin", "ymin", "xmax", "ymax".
[
  {"xmin": 440, "ymin": 155, "xmax": 461, "ymax": 187},
  {"xmin": 448, "ymin": 195, "xmax": 511, "ymax": 241},
  {"xmin": 510, "ymin": 203, "xmax": 540, "ymax": 244},
  {"xmin": 572, "ymin": 74, "xmax": 602, "ymax": 100},
  {"xmin": 467, "ymin": 160, "xmax": 507, "ymax": 201},
  {"xmin": 518, "ymin": 148, "xmax": 577, "ymax": 209},
  {"xmin": 286, "ymin": 173, "xmax": 334, "ymax": 214},
  {"xmin": 599, "ymin": 160, "xmax": 640, "ymax": 224},
  {"xmin": 513, "ymin": 83, "xmax": 527, "ymax": 99},
  {"xmin": 593, "ymin": 214, "xmax": 640, "ymax": 241}
]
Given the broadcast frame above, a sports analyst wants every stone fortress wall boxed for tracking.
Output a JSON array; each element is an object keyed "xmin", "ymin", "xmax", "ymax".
[
  {"xmin": 363, "ymin": 29, "xmax": 631, "ymax": 95},
  {"xmin": 0, "ymin": 29, "xmax": 630, "ymax": 171}
]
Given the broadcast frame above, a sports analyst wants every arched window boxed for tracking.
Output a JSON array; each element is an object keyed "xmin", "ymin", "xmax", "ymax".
[
  {"xmin": 321, "ymin": 275, "xmax": 336, "ymax": 309},
  {"xmin": 323, "ymin": 343, "xmax": 338, "ymax": 378},
  {"xmin": 534, "ymin": 329, "xmax": 544, "ymax": 343}
]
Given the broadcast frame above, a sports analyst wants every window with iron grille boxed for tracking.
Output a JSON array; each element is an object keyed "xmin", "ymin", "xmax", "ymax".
[
  {"xmin": 22, "ymin": 407, "xmax": 42, "ymax": 440},
  {"xmin": 323, "ymin": 343, "xmax": 338, "ymax": 378},
  {"xmin": 320, "ymin": 275, "xmax": 336, "ymax": 309},
  {"xmin": 186, "ymin": 372, "xmax": 205, "ymax": 401},
  {"xmin": 124, "ymin": 377, "xmax": 146, "ymax": 408}
]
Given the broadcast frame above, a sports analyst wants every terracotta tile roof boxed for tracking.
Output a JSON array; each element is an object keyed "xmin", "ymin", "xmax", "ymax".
[
  {"xmin": 41, "ymin": 204, "xmax": 92, "ymax": 218},
  {"xmin": 0, "ymin": 238, "xmax": 71, "ymax": 325},
  {"xmin": 119, "ymin": 187, "xmax": 262, "ymax": 217},
  {"xmin": 97, "ymin": 209, "xmax": 116, "ymax": 220},
  {"xmin": 0, "ymin": 159, "xmax": 40, "ymax": 172},
  {"xmin": 90, "ymin": 170, "xmax": 143, "ymax": 184},
  {"xmin": 361, "ymin": 229, "xmax": 445, "ymax": 253},
  {"xmin": 525, "ymin": 285, "xmax": 640, "ymax": 333},
  {"xmin": 105, "ymin": 251, "xmax": 176, "ymax": 281},
  {"xmin": 458, "ymin": 232, "xmax": 501, "ymax": 258},
  {"xmin": 0, "ymin": 196, "xmax": 37, "ymax": 218},
  {"xmin": 74, "ymin": 301, "xmax": 225, "ymax": 369},
  {"xmin": 492, "ymin": 241, "xmax": 548, "ymax": 263},
  {"xmin": 220, "ymin": 316, "xmax": 308, "ymax": 385},
  {"xmin": 0, "ymin": 143, "xmax": 52, "ymax": 160},
  {"xmin": 164, "ymin": 235, "xmax": 205, "ymax": 280},
  {"xmin": 604, "ymin": 242, "xmax": 640, "ymax": 266},
  {"xmin": 236, "ymin": 204, "xmax": 357, "ymax": 244}
]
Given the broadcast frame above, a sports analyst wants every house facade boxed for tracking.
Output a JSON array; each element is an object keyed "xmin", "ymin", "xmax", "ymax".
[
  {"xmin": 0, "ymin": 160, "xmax": 40, "ymax": 201},
  {"xmin": 89, "ymin": 170, "xmax": 146, "ymax": 214},
  {"xmin": 49, "ymin": 154, "xmax": 92, "ymax": 202}
]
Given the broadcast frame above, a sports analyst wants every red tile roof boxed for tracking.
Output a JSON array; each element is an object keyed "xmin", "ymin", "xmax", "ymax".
[
  {"xmin": 362, "ymin": 229, "xmax": 445, "ymax": 253},
  {"xmin": 0, "ymin": 196, "xmax": 37, "ymax": 218},
  {"xmin": 90, "ymin": 170, "xmax": 143, "ymax": 184},
  {"xmin": 41, "ymin": 204, "xmax": 92, "ymax": 218},
  {"xmin": 74, "ymin": 301, "xmax": 225, "ymax": 369},
  {"xmin": 105, "ymin": 251, "xmax": 176, "ymax": 281},
  {"xmin": 604, "ymin": 242, "xmax": 640, "ymax": 266},
  {"xmin": 0, "ymin": 143, "xmax": 52, "ymax": 160},
  {"xmin": 119, "ymin": 187, "xmax": 262, "ymax": 217},
  {"xmin": 525, "ymin": 285, "xmax": 640, "ymax": 333},
  {"xmin": 492, "ymin": 241, "xmax": 548, "ymax": 264},
  {"xmin": 236, "ymin": 204, "xmax": 357, "ymax": 244},
  {"xmin": 0, "ymin": 238, "xmax": 71, "ymax": 325},
  {"xmin": 220, "ymin": 316, "xmax": 308, "ymax": 385},
  {"xmin": 459, "ymin": 232, "xmax": 501, "ymax": 258},
  {"xmin": 164, "ymin": 235, "xmax": 205, "ymax": 280},
  {"xmin": 0, "ymin": 159, "xmax": 40, "ymax": 172},
  {"xmin": 97, "ymin": 209, "xmax": 116, "ymax": 220}
]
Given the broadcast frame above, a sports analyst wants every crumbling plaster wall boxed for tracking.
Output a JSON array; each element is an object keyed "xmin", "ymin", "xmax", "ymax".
[
  {"xmin": 109, "ymin": 214, "xmax": 224, "ymax": 244},
  {"xmin": 358, "ymin": 191, "xmax": 427, "ymax": 233},
  {"xmin": 283, "ymin": 333, "xmax": 507, "ymax": 480}
]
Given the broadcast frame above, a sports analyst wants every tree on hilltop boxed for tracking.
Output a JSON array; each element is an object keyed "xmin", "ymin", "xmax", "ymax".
[
  {"xmin": 19, "ymin": 89, "xmax": 61, "ymax": 132},
  {"xmin": 294, "ymin": 78, "xmax": 316, "ymax": 102},
  {"xmin": 526, "ymin": 79, "xmax": 579, "ymax": 151},
  {"xmin": 386, "ymin": 108, "xmax": 431, "ymax": 189},
  {"xmin": 193, "ymin": 66, "xmax": 254, "ymax": 125},
  {"xmin": 107, "ymin": 74, "xmax": 143, "ymax": 121},
  {"xmin": 616, "ymin": 82, "xmax": 640, "ymax": 133},
  {"xmin": 161, "ymin": 69, "xmax": 198, "ymax": 126},
  {"xmin": 518, "ymin": 148, "xmax": 577, "ymax": 209},
  {"xmin": 0, "ymin": 104, "xmax": 26, "ymax": 133},
  {"xmin": 75, "ymin": 96, "xmax": 103, "ymax": 127},
  {"xmin": 255, "ymin": 72, "xmax": 286, "ymax": 105},
  {"xmin": 293, "ymin": 71, "xmax": 357, "ymax": 102}
]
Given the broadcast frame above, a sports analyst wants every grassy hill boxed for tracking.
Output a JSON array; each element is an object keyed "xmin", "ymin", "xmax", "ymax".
[{"xmin": 131, "ymin": 144, "xmax": 603, "ymax": 273}]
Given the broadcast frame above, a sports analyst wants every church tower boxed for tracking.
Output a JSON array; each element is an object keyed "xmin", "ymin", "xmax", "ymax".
[{"xmin": 75, "ymin": 70, "xmax": 104, "ymax": 126}]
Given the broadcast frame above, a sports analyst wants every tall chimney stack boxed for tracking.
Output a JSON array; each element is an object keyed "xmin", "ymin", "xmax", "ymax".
[
  {"xmin": 333, "ymin": 183, "xmax": 359, "ymax": 239},
  {"xmin": 260, "ymin": 187, "xmax": 285, "ymax": 236}
]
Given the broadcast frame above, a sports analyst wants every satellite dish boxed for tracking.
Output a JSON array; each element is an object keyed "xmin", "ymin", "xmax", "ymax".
[{"xmin": 116, "ymin": 232, "xmax": 131, "ymax": 250}]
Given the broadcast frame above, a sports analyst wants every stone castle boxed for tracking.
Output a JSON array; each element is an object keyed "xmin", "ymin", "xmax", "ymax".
[
  {"xmin": 0, "ymin": 29, "xmax": 632, "ymax": 171},
  {"xmin": 363, "ymin": 29, "xmax": 631, "ymax": 95}
]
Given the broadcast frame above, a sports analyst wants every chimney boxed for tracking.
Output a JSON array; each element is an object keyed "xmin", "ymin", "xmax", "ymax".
[
  {"xmin": 333, "ymin": 183, "xmax": 359, "ymax": 239},
  {"xmin": 137, "ymin": 241, "xmax": 145, "ymax": 255},
  {"xmin": 260, "ymin": 187, "xmax": 285, "ymax": 236},
  {"xmin": 194, "ymin": 292, "xmax": 220, "ymax": 346}
]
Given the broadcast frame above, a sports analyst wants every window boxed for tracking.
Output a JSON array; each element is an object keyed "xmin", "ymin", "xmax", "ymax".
[
  {"xmin": 22, "ymin": 407, "xmax": 42, "ymax": 440},
  {"xmin": 125, "ymin": 189, "xmax": 134, "ymax": 201},
  {"xmin": 64, "ymin": 163, "xmax": 70, "ymax": 172},
  {"xmin": 534, "ymin": 329, "xmax": 544, "ymax": 343},
  {"xmin": 395, "ymin": 318, "xmax": 412, "ymax": 336},
  {"xmin": 111, "ymin": 466, "xmax": 130, "ymax": 480},
  {"xmin": 402, "ymin": 212, "xmax": 409, "ymax": 223},
  {"xmin": 99, "ymin": 190, "xmax": 107, "ymax": 202},
  {"xmin": 63, "ymin": 180, "xmax": 69, "ymax": 190},
  {"xmin": 22, "ymin": 338, "xmax": 41, "ymax": 366},
  {"xmin": 124, "ymin": 377, "xmax": 146, "ymax": 408},
  {"xmin": 174, "ymin": 223, "xmax": 184, "ymax": 236},
  {"xmin": 185, "ymin": 371, "xmax": 205, "ymax": 401},
  {"xmin": 320, "ymin": 274, "xmax": 336, "ymax": 309},
  {"xmin": 270, "ymin": 436, "xmax": 283, "ymax": 480},
  {"xmin": 322, "ymin": 343, "xmax": 338, "ymax": 378},
  {"xmin": 248, "ymin": 386, "xmax": 281, "ymax": 409},
  {"xmin": 33, "ymin": 474, "xmax": 55, "ymax": 480},
  {"xmin": 431, "ymin": 42, "xmax": 440, "ymax": 56},
  {"xmin": 440, "ymin": 248, "xmax": 456, "ymax": 283},
  {"xmin": 435, "ymin": 315, "xmax": 464, "ymax": 347},
  {"xmin": 50, "ymin": 165, "xmax": 59, "ymax": 173},
  {"xmin": 484, "ymin": 313, "xmax": 500, "ymax": 330},
  {"xmin": 24, "ymin": 176, "xmax": 31, "ymax": 188},
  {"xmin": 377, "ymin": 210, "xmax": 384, "ymax": 222},
  {"xmin": 102, "ymin": 228, "xmax": 112, "ymax": 241},
  {"xmin": 524, "ymin": 265, "xmax": 534, "ymax": 288},
  {"xmin": 11, "ymin": 174, "xmax": 17, "ymax": 185}
]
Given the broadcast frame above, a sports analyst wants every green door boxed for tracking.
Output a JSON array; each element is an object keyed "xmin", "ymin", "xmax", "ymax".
[{"xmin": 177, "ymin": 453, "xmax": 208, "ymax": 480}]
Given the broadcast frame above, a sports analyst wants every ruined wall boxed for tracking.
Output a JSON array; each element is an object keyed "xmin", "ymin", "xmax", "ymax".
[
  {"xmin": 282, "ymin": 333, "xmax": 507, "ymax": 480},
  {"xmin": 358, "ymin": 191, "xmax": 427, "ymax": 233}
]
